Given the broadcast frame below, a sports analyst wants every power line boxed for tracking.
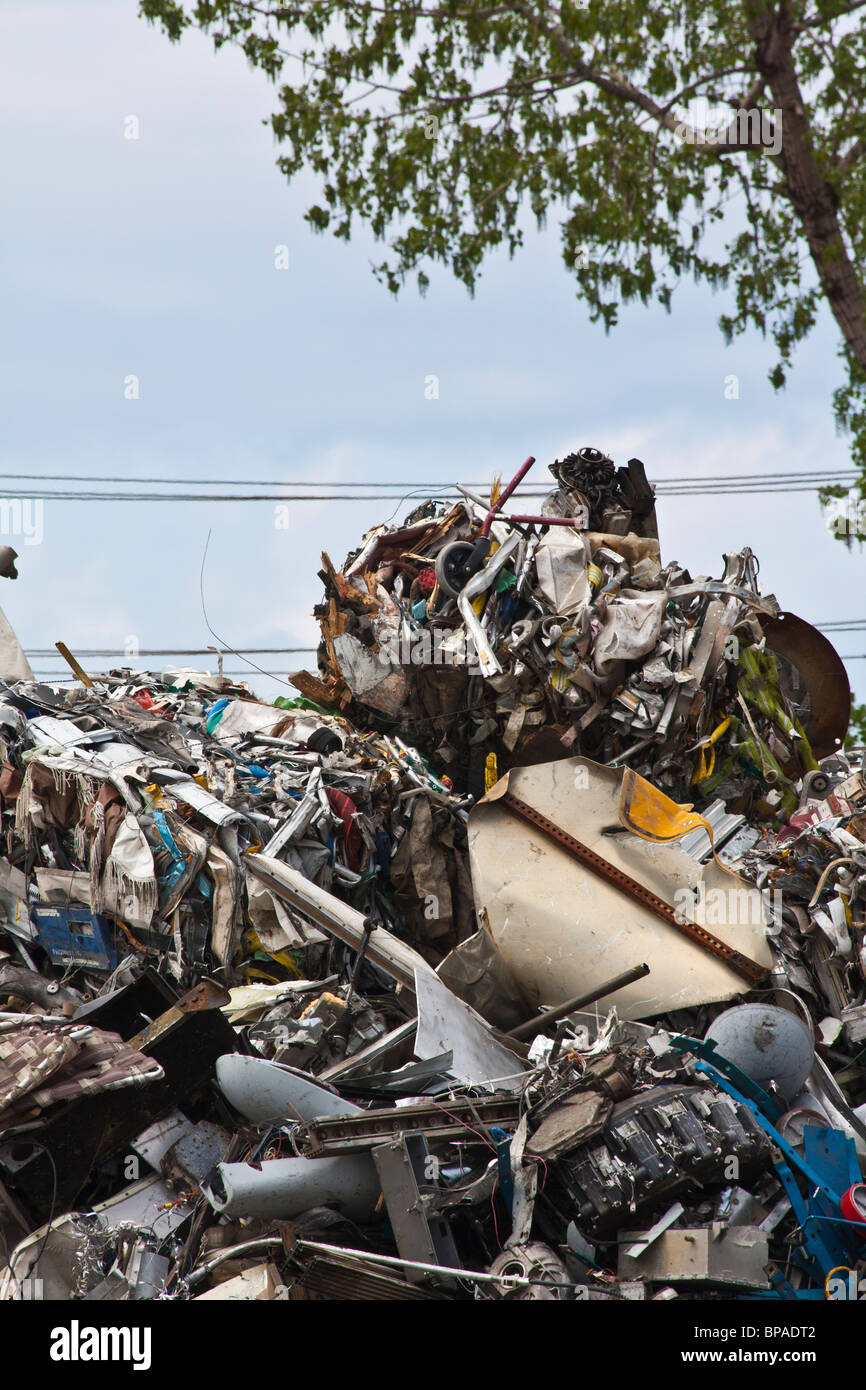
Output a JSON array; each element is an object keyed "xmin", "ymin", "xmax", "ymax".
[
  {"xmin": 24, "ymin": 648, "xmax": 317, "ymax": 657},
  {"xmin": 23, "ymin": 623, "xmax": 866, "ymax": 659},
  {"xmin": 0, "ymin": 468, "xmax": 860, "ymax": 503},
  {"xmin": 27, "ymin": 671, "xmax": 294, "ymax": 680},
  {"xmin": 0, "ymin": 467, "xmax": 860, "ymax": 487},
  {"xmin": 1, "ymin": 478, "xmax": 453, "ymax": 489},
  {"xmin": 0, "ymin": 485, "xmax": 852, "ymax": 502},
  {"xmin": 0, "ymin": 490, "xmax": 433, "ymax": 502}
]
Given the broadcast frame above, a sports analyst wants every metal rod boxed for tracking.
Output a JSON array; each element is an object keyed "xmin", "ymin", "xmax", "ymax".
[
  {"xmin": 481, "ymin": 456, "xmax": 535, "ymax": 536},
  {"xmin": 508, "ymin": 963, "xmax": 651, "ymax": 1041},
  {"xmin": 296, "ymin": 1240, "xmax": 531, "ymax": 1287},
  {"xmin": 54, "ymin": 641, "xmax": 94, "ymax": 688},
  {"xmin": 506, "ymin": 514, "xmax": 584, "ymax": 526}
]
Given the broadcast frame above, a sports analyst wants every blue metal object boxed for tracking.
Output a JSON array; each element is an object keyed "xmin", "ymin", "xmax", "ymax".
[
  {"xmin": 773, "ymin": 1151, "xmax": 847, "ymax": 1281},
  {"xmin": 490, "ymin": 1126, "xmax": 514, "ymax": 1214},
  {"xmin": 204, "ymin": 698, "xmax": 230, "ymax": 734},
  {"xmin": 670, "ymin": 1033, "xmax": 782, "ymax": 1120},
  {"xmin": 672, "ymin": 1032, "xmax": 866, "ymax": 1288},
  {"xmin": 32, "ymin": 905, "xmax": 117, "ymax": 972},
  {"xmin": 153, "ymin": 809, "xmax": 188, "ymax": 904}
]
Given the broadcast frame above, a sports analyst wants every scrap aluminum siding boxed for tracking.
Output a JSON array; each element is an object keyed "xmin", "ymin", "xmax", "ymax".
[{"xmin": 468, "ymin": 757, "xmax": 773, "ymax": 1021}]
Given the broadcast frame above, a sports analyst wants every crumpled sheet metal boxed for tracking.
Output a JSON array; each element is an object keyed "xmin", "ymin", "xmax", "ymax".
[
  {"xmin": 533, "ymin": 528, "xmax": 590, "ymax": 615},
  {"xmin": 469, "ymin": 757, "xmax": 773, "ymax": 1020},
  {"xmin": 0, "ymin": 669, "xmax": 473, "ymax": 996},
  {"xmin": 591, "ymin": 589, "xmax": 666, "ymax": 675}
]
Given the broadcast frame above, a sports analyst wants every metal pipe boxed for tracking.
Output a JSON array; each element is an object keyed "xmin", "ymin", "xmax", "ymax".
[
  {"xmin": 455, "ymin": 483, "xmax": 491, "ymax": 510},
  {"xmin": 507, "ymin": 963, "xmax": 651, "ymax": 1041},
  {"xmin": 481, "ymin": 456, "xmax": 536, "ymax": 536},
  {"xmin": 185, "ymin": 1237, "xmax": 285, "ymax": 1287},
  {"xmin": 457, "ymin": 531, "xmax": 521, "ymax": 676},
  {"xmin": 185, "ymin": 1236, "xmax": 532, "ymax": 1292},
  {"xmin": 295, "ymin": 1239, "xmax": 532, "ymax": 1288},
  {"xmin": 204, "ymin": 1155, "xmax": 381, "ymax": 1221},
  {"xmin": 808, "ymin": 857, "xmax": 859, "ymax": 909},
  {"xmin": 506, "ymin": 514, "xmax": 585, "ymax": 526}
]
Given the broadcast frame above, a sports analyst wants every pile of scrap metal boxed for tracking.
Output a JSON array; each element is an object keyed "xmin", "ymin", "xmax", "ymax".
[
  {"xmin": 308, "ymin": 449, "xmax": 850, "ymax": 814},
  {"xmin": 0, "ymin": 448, "xmax": 864, "ymax": 1303}
]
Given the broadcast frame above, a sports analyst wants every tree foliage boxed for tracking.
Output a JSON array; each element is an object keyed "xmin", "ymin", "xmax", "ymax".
[
  {"xmin": 140, "ymin": 0, "xmax": 866, "ymax": 499},
  {"xmin": 848, "ymin": 697, "xmax": 866, "ymax": 747}
]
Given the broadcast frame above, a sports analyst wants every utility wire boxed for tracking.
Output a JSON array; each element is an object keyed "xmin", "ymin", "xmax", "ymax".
[
  {"xmin": 25, "ymin": 621, "xmax": 866, "ymax": 656},
  {"xmin": 23, "ymin": 648, "xmax": 317, "ymax": 657},
  {"xmin": 0, "ymin": 485, "xmax": 852, "ymax": 501},
  {"xmin": 199, "ymin": 529, "xmax": 296, "ymax": 690},
  {"xmin": 29, "ymin": 671, "xmax": 295, "ymax": 679},
  {"xmin": 0, "ymin": 467, "xmax": 860, "ymax": 487},
  {"xmin": 0, "ymin": 471, "xmax": 861, "ymax": 501}
]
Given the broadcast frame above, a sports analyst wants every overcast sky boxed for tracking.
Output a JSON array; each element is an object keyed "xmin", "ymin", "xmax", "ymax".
[{"xmin": 1, "ymin": 0, "xmax": 863, "ymax": 707}]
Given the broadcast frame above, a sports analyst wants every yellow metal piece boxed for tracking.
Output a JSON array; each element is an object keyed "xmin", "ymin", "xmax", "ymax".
[
  {"xmin": 300, "ymin": 991, "xmax": 347, "ymax": 1020},
  {"xmin": 55, "ymin": 642, "xmax": 94, "ymax": 688},
  {"xmin": 145, "ymin": 783, "xmax": 172, "ymax": 810},
  {"xmin": 587, "ymin": 564, "xmax": 604, "ymax": 594},
  {"xmin": 619, "ymin": 768, "xmax": 709, "ymax": 843},
  {"xmin": 484, "ymin": 753, "xmax": 499, "ymax": 793},
  {"xmin": 691, "ymin": 717, "xmax": 733, "ymax": 786},
  {"xmin": 244, "ymin": 965, "xmax": 284, "ymax": 985}
]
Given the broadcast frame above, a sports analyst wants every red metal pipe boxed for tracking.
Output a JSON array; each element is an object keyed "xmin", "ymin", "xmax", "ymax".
[
  {"xmin": 481, "ymin": 455, "xmax": 535, "ymax": 535},
  {"xmin": 507, "ymin": 514, "xmax": 585, "ymax": 526}
]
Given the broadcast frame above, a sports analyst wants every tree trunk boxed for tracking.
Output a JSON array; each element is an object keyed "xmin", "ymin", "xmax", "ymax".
[{"xmin": 751, "ymin": 4, "xmax": 866, "ymax": 369}]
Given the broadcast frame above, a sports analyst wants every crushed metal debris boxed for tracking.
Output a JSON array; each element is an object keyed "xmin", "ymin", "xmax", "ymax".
[{"xmin": 0, "ymin": 449, "xmax": 863, "ymax": 1303}]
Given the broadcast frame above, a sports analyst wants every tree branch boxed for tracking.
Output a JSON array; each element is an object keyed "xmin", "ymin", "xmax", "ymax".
[
  {"xmin": 794, "ymin": 0, "xmax": 866, "ymax": 31},
  {"xmin": 835, "ymin": 137, "xmax": 866, "ymax": 177}
]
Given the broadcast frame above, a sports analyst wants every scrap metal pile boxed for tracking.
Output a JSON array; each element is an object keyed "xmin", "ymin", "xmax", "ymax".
[
  {"xmin": 311, "ymin": 449, "xmax": 850, "ymax": 813},
  {"xmin": 0, "ymin": 447, "xmax": 865, "ymax": 1302}
]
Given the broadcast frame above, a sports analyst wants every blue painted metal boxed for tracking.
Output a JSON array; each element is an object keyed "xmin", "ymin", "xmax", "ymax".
[
  {"xmin": 671, "ymin": 1032, "xmax": 866, "ymax": 1286},
  {"xmin": 670, "ymin": 1033, "xmax": 782, "ymax": 1120},
  {"xmin": 490, "ymin": 1125, "xmax": 514, "ymax": 1213}
]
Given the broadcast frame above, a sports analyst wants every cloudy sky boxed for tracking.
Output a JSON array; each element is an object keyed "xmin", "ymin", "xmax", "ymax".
[{"xmin": 1, "ymin": 0, "xmax": 863, "ymax": 706}]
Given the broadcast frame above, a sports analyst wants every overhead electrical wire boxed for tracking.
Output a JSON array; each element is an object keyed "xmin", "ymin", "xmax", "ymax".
[
  {"xmin": 23, "ymin": 648, "xmax": 316, "ymax": 657},
  {"xmin": 26, "ymin": 619, "xmax": 866, "ymax": 659},
  {"xmin": 0, "ymin": 466, "xmax": 860, "ymax": 486},
  {"xmin": 0, "ymin": 468, "xmax": 861, "ymax": 500},
  {"xmin": 28, "ymin": 671, "xmax": 295, "ymax": 679},
  {"xmin": 0, "ymin": 484, "xmax": 852, "ymax": 500}
]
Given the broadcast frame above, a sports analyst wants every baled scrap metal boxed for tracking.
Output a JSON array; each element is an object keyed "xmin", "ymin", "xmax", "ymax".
[{"xmin": 303, "ymin": 450, "xmax": 848, "ymax": 813}]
